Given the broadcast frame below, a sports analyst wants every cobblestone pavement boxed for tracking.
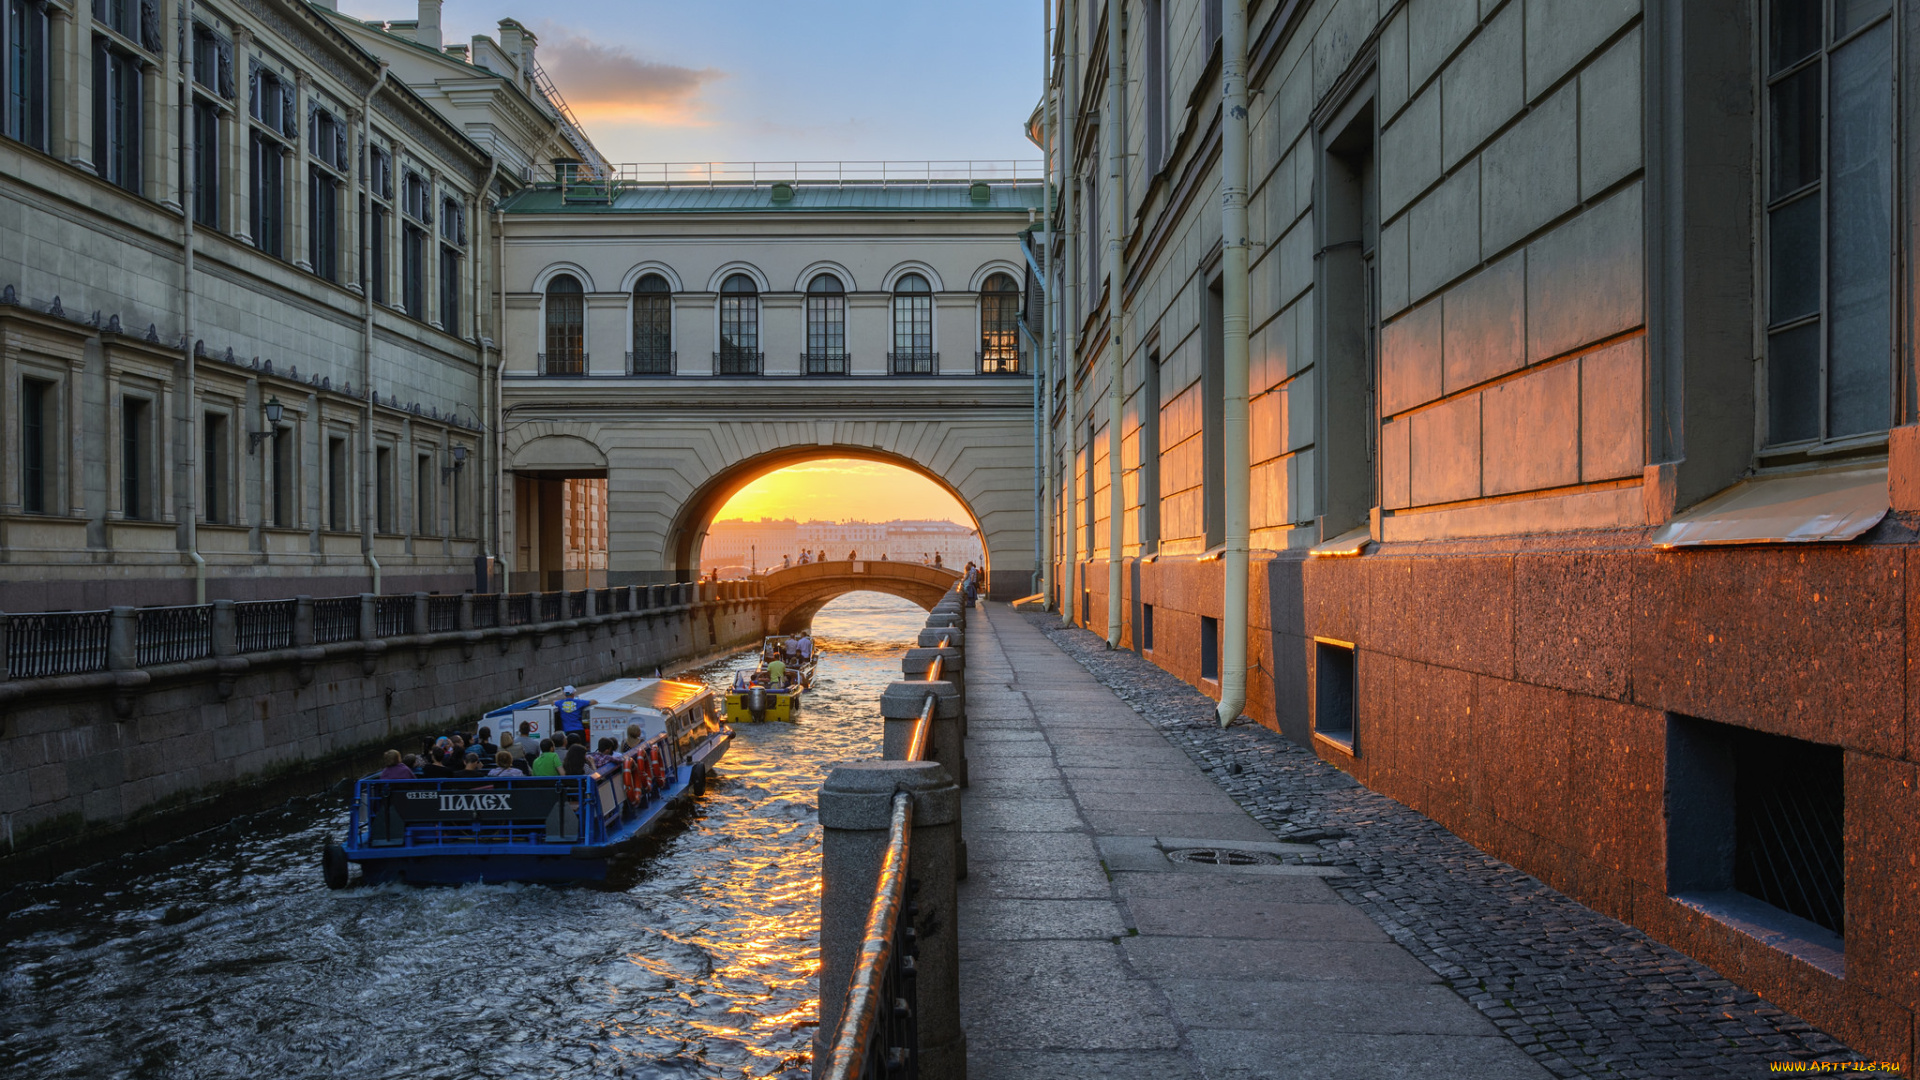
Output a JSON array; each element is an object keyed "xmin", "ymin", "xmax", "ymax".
[{"xmin": 1019, "ymin": 612, "xmax": 1883, "ymax": 1080}]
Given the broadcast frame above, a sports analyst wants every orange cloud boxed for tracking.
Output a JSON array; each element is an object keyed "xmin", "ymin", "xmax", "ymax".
[
  {"xmin": 716, "ymin": 460, "xmax": 973, "ymax": 526},
  {"xmin": 539, "ymin": 31, "xmax": 723, "ymax": 127}
]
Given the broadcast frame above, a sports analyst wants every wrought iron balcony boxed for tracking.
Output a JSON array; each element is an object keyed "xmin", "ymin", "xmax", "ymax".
[
  {"xmin": 627, "ymin": 349, "xmax": 676, "ymax": 376},
  {"xmin": 714, "ymin": 348, "xmax": 764, "ymax": 376},
  {"xmin": 803, "ymin": 350, "xmax": 851, "ymax": 375},
  {"xmin": 977, "ymin": 349, "xmax": 1023, "ymax": 375},
  {"xmin": 887, "ymin": 349, "xmax": 938, "ymax": 375},
  {"xmin": 536, "ymin": 352, "xmax": 587, "ymax": 376}
]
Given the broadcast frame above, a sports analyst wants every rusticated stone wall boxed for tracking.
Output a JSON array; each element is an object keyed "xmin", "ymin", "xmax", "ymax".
[
  {"xmin": 1063, "ymin": 532, "xmax": 1920, "ymax": 1070},
  {"xmin": 0, "ymin": 596, "xmax": 766, "ymax": 869}
]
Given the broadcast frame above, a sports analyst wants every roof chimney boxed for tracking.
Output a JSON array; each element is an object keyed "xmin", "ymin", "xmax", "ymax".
[{"xmin": 417, "ymin": 0, "xmax": 442, "ymax": 49}]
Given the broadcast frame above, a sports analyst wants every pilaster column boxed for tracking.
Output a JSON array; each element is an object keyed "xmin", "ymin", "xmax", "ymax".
[
  {"xmin": 49, "ymin": 4, "xmax": 90, "ymax": 170},
  {"xmin": 344, "ymin": 107, "xmax": 362, "ymax": 295},
  {"xmin": 423, "ymin": 167, "xmax": 441, "ymax": 330},
  {"xmin": 147, "ymin": 41, "xmax": 177, "ymax": 208},
  {"xmin": 291, "ymin": 70, "xmax": 311, "ymax": 271},
  {"xmin": 230, "ymin": 28, "xmax": 253, "ymax": 244}
]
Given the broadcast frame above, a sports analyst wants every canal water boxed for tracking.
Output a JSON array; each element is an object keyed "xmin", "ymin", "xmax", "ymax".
[{"xmin": 0, "ymin": 591, "xmax": 926, "ymax": 1080}]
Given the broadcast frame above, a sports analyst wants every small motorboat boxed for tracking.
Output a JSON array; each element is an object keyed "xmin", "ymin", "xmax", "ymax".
[
  {"xmin": 723, "ymin": 635, "xmax": 817, "ymax": 723},
  {"xmin": 325, "ymin": 677, "xmax": 731, "ymax": 886}
]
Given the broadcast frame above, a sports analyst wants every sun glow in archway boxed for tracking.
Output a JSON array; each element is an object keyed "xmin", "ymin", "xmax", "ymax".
[{"xmin": 714, "ymin": 459, "xmax": 971, "ymax": 524}]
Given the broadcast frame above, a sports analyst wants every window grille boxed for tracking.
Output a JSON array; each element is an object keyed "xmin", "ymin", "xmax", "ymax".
[
  {"xmin": 545, "ymin": 274, "xmax": 585, "ymax": 374},
  {"xmin": 631, "ymin": 273, "xmax": 673, "ymax": 373}
]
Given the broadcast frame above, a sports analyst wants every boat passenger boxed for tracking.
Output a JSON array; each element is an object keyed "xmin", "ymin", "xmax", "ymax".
[
  {"xmin": 488, "ymin": 751, "xmax": 524, "ymax": 777},
  {"xmin": 732, "ymin": 670, "xmax": 752, "ymax": 691},
  {"xmin": 461, "ymin": 752, "xmax": 486, "ymax": 776},
  {"xmin": 472, "ymin": 727, "xmax": 499, "ymax": 761},
  {"xmin": 404, "ymin": 754, "xmax": 424, "ymax": 777},
  {"xmin": 766, "ymin": 656, "xmax": 787, "ymax": 688},
  {"xmin": 590, "ymin": 738, "xmax": 618, "ymax": 771},
  {"xmin": 563, "ymin": 742, "xmax": 590, "ymax": 776},
  {"xmin": 376, "ymin": 750, "xmax": 413, "ymax": 780},
  {"xmin": 530, "ymin": 738, "xmax": 562, "ymax": 776},
  {"xmin": 555, "ymin": 685, "xmax": 589, "ymax": 742},
  {"xmin": 797, "ymin": 633, "xmax": 814, "ymax": 662},
  {"xmin": 423, "ymin": 748, "xmax": 461, "ymax": 779},
  {"xmin": 622, "ymin": 724, "xmax": 645, "ymax": 753}
]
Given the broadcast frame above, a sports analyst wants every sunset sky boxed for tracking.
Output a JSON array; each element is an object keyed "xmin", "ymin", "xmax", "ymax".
[
  {"xmin": 348, "ymin": 1, "xmax": 1042, "ymax": 163},
  {"xmin": 715, "ymin": 460, "xmax": 975, "ymax": 525}
]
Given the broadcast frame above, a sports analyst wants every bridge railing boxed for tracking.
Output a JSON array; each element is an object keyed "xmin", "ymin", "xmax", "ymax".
[{"xmin": 0, "ymin": 581, "xmax": 768, "ymax": 683}]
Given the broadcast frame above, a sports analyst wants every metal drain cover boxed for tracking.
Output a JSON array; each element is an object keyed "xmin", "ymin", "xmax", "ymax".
[{"xmin": 1165, "ymin": 847, "xmax": 1282, "ymax": 867}]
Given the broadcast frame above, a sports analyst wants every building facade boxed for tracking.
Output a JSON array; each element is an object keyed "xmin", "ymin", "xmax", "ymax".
[
  {"xmin": 496, "ymin": 173, "xmax": 1043, "ymax": 597},
  {"xmin": 1043, "ymin": 0, "xmax": 1919, "ymax": 1064},
  {"xmin": 0, "ymin": 0, "xmax": 587, "ymax": 610}
]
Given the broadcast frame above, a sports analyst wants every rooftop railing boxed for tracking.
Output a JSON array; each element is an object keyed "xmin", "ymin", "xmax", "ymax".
[{"xmin": 524, "ymin": 159, "xmax": 1042, "ymax": 189}]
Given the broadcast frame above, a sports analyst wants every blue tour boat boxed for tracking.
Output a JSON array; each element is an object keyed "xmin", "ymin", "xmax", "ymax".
[{"xmin": 324, "ymin": 677, "xmax": 733, "ymax": 885}]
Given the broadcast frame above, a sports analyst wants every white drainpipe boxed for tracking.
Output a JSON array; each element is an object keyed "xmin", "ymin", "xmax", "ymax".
[
  {"xmin": 359, "ymin": 64, "xmax": 390, "ymax": 595},
  {"xmin": 179, "ymin": 0, "xmax": 204, "ymax": 603},
  {"xmin": 1104, "ymin": 0, "xmax": 1126, "ymax": 649},
  {"xmin": 1059, "ymin": 0, "xmax": 1079, "ymax": 624},
  {"xmin": 1040, "ymin": 0, "xmax": 1056, "ymax": 605},
  {"xmin": 472, "ymin": 161, "xmax": 498, "ymax": 587},
  {"xmin": 1217, "ymin": 0, "xmax": 1252, "ymax": 727}
]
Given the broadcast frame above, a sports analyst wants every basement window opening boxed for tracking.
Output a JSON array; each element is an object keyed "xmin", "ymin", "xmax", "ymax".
[
  {"xmin": 1141, "ymin": 603, "xmax": 1154, "ymax": 652},
  {"xmin": 1666, "ymin": 715, "xmax": 1845, "ymax": 974},
  {"xmin": 1313, "ymin": 638, "xmax": 1355, "ymax": 752},
  {"xmin": 1200, "ymin": 615, "xmax": 1219, "ymax": 682}
]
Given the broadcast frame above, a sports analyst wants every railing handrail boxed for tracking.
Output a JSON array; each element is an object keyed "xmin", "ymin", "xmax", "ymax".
[
  {"xmin": 903, "ymin": 635, "xmax": 949, "ymax": 764},
  {"xmin": 525, "ymin": 159, "xmax": 1043, "ymax": 188},
  {"xmin": 823, "ymin": 789, "xmax": 915, "ymax": 1080}
]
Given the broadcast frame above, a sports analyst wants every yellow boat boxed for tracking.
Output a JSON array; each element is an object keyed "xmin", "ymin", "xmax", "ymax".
[{"xmin": 723, "ymin": 636, "xmax": 818, "ymax": 722}]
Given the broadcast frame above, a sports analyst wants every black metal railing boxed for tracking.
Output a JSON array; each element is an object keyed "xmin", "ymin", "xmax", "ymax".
[
  {"xmin": 374, "ymin": 595, "xmax": 413, "ymax": 637},
  {"xmin": 713, "ymin": 348, "xmax": 763, "ymax": 376},
  {"xmin": 137, "ymin": 605, "xmax": 211, "ymax": 665},
  {"xmin": 822, "ymin": 792, "xmax": 918, "ymax": 1080},
  {"xmin": 6, "ymin": 610, "xmax": 110, "ymax": 678},
  {"xmin": 803, "ymin": 350, "xmax": 850, "ymax": 375},
  {"xmin": 472, "ymin": 594, "xmax": 501, "ymax": 629},
  {"xmin": 540, "ymin": 592, "xmax": 565, "ymax": 622},
  {"xmin": 537, "ymin": 351, "xmax": 588, "ymax": 376},
  {"xmin": 596, "ymin": 587, "xmax": 619, "ymax": 614},
  {"xmin": 426, "ymin": 595, "xmax": 461, "ymax": 634},
  {"xmin": 627, "ymin": 349, "xmax": 676, "ymax": 375},
  {"xmin": 976, "ymin": 348, "xmax": 1022, "ymax": 374},
  {"xmin": 887, "ymin": 349, "xmax": 937, "ymax": 375},
  {"xmin": 506, "ymin": 592, "xmax": 534, "ymax": 626},
  {"xmin": 569, "ymin": 590, "xmax": 588, "ymax": 619},
  {"xmin": 235, "ymin": 599, "xmax": 296, "ymax": 652},
  {"xmin": 313, "ymin": 597, "xmax": 361, "ymax": 643}
]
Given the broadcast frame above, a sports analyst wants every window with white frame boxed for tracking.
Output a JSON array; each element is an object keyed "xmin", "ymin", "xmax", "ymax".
[
  {"xmin": 364, "ymin": 145, "xmax": 393, "ymax": 305},
  {"xmin": 1764, "ymin": 0, "xmax": 1895, "ymax": 448},
  {"xmin": 978, "ymin": 272, "xmax": 1021, "ymax": 373},
  {"xmin": 250, "ymin": 64, "xmax": 295, "ymax": 256},
  {"xmin": 439, "ymin": 195, "xmax": 464, "ymax": 333},
  {"xmin": 92, "ymin": 26, "xmax": 145, "ymax": 193},
  {"xmin": 309, "ymin": 105, "xmax": 348, "ymax": 281},
  {"xmin": 401, "ymin": 170, "xmax": 429, "ymax": 320},
  {"xmin": 805, "ymin": 273, "xmax": 847, "ymax": 374},
  {"xmin": 717, "ymin": 273, "xmax": 760, "ymax": 374}
]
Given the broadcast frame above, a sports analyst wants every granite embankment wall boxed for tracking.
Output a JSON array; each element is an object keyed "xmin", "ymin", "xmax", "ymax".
[{"xmin": 0, "ymin": 588, "xmax": 766, "ymax": 871}]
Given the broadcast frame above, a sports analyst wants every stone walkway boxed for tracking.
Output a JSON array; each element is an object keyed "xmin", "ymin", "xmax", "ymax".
[
  {"xmin": 958, "ymin": 603, "xmax": 1556, "ymax": 1080},
  {"xmin": 956, "ymin": 602, "xmax": 1871, "ymax": 1080}
]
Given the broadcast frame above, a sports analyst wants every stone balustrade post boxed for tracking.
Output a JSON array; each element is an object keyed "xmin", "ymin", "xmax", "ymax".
[
  {"xmin": 358, "ymin": 594, "xmax": 377, "ymax": 641},
  {"xmin": 496, "ymin": 592, "xmax": 511, "ymax": 627},
  {"xmin": 0, "ymin": 613, "xmax": 10, "ymax": 682},
  {"xmin": 881, "ymin": 679, "xmax": 967, "ymax": 789},
  {"xmin": 293, "ymin": 596, "xmax": 315, "ymax": 646},
  {"xmin": 209, "ymin": 600, "xmax": 237, "ymax": 656},
  {"xmin": 108, "ymin": 606, "xmax": 139, "ymax": 670},
  {"xmin": 584, "ymin": 588, "xmax": 598, "ymax": 617},
  {"xmin": 916, "ymin": 627, "xmax": 964, "ymax": 651},
  {"xmin": 412, "ymin": 592, "xmax": 430, "ymax": 635},
  {"xmin": 457, "ymin": 592, "xmax": 475, "ymax": 631},
  {"xmin": 902, "ymin": 647, "xmax": 965, "ymax": 712},
  {"xmin": 815, "ymin": 760, "xmax": 963, "ymax": 1080},
  {"xmin": 628, "ymin": 585, "xmax": 639, "ymax": 613}
]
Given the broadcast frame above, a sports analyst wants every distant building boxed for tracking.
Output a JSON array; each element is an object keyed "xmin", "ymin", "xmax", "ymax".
[{"xmin": 699, "ymin": 517, "xmax": 981, "ymax": 575}]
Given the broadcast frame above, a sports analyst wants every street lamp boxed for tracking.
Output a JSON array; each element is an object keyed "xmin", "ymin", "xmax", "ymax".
[
  {"xmin": 247, "ymin": 396, "xmax": 284, "ymax": 453},
  {"xmin": 442, "ymin": 443, "xmax": 468, "ymax": 482}
]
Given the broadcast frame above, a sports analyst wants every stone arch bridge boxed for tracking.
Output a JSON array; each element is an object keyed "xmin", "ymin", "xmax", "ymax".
[{"xmin": 756, "ymin": 560, "xmax": 961, "ymax": 634}]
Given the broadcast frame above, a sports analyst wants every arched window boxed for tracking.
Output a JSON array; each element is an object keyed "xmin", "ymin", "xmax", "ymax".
[
  {"xmin": 717, "ymin": 273, "xmax": 761, "ymax": 375},
  {"xmin": 543, "ymin": 274, "xmax": 584, "ymax": 375},
  {"xmin": 890, "ymin": 273, "xmax": 934, "ymax": 374},
  {"xmin": 979, "ymin": 272, "xmax": 1021, "ymax": 373},
  {"xmin": 805, "ymin": 273, "xmax": 848, "ymax": 374},
  {"xmin": 631, "ymin": 273, "xmax": 673, "ymax": 374}
]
